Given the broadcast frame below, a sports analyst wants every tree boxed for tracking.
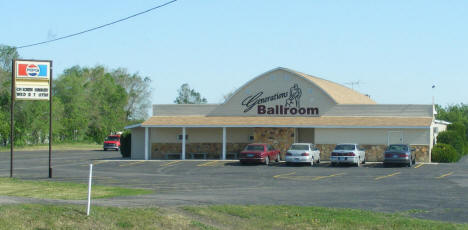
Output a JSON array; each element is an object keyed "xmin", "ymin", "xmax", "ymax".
[
  {"xmin": 174, "ymin": 83, "xmax": 207, "ymax": 104},
  {"xmin": 55, "ymin": 65, "xmax": 128, "ymax": 143},
  {"xmin": 0, "ymin": 46, "xmax": 18, "ymax": 146},
  {"xmin": 111, "ymin": 68, "xmax": 151, "ymax": 121},
  {"xmin": 0, "ymin": 45, "xmax": 19, "ymax": 72}
]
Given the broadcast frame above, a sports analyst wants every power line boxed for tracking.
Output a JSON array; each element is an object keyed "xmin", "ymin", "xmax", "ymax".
[{"xmin": 15, "ymin": 0, "xmax": 178, "ymax": 49}]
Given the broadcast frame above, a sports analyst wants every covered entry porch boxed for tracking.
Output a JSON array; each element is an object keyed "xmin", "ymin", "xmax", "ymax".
[{"xmin": 133, "ymin": 127, "xmax": 312, "ymax": 160}]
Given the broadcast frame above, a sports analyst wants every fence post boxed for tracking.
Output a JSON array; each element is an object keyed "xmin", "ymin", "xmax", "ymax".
[{"xmin": 87, "ymin": 164, "xmax": 93, "ymax": 216}]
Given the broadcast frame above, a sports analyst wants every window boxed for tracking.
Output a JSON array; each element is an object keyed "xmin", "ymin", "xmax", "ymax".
[
  {"xmin": 386, "ymin": 145, "xmax": 408, "ymax": 152},
  {"xmin": 177, "ymin": 135, "xmax": 188, "ymax": 140},
  {"xmin": 289, "ymin": 144, "xmax": 309, "ymax": 151},
  {"xmin": 245, "ymin": 145, "xmax": 265, "ymax": 151},
  {"xmin": 334, "ymin": 145, "xmax": 356, "ymax": 151}
]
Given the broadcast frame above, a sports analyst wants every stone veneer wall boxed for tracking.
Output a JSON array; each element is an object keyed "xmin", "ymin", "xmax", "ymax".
[
  {"xmin": 316, "ymin": 144, "xmax": 430, "ymax": 162},
  {"xmin": 151, "ymin": 143, "xmax": 249, "ymax": 159},
  {"xmin": 253, "ymin": 127, "xmax": 295, "ymax": 159}
]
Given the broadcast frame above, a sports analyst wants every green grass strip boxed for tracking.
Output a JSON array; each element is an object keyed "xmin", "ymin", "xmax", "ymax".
[
  {"xmin": 0, "ymin": 204, "xmax": 196, "ymax": 230},
  {"xmin": 0, "ymin": 142, "xmax": 102, "ymax": 152},
  {"xmin": 183, "ymin": 205, "xmax": 468, "ymax": 230},
  {"xmin": 0, "ymin": 177, "xmax": 152, "ymax": 200}
]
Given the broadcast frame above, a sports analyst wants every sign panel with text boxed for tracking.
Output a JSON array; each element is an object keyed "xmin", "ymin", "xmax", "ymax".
[{"xmin": 14, "ymin": 60, "xmax": 51, "ymax": 100}]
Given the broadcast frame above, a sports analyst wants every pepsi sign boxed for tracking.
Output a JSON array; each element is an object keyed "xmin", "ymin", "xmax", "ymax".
[
  {"xmin": 14, "ymin": 59, "xmax": 52, "ymax": 101},
  {"xmin": 16, "ymin": 61, "xmax": 50, "ymax": 79}
]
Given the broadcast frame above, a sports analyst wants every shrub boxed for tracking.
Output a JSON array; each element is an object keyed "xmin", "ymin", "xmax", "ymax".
[
  {"xmin": 437, "ymin": 130, "xmax": 465, "ymax": 154},
  {"xmin": 447, "ymin": 122, "xmax": 467, "ymax": 141},
  {"xmin": 120, "ymin": 131, "xmax": 131, "ymax": 158},
  {"xmin": 431, "ymin": 143, "xmax": 460, "ymax": 163}
]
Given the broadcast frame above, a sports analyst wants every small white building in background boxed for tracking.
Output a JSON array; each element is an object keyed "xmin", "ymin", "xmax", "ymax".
[{"xmin": 126, "ymin": 67, "xmax": 448, "ymax": 162}]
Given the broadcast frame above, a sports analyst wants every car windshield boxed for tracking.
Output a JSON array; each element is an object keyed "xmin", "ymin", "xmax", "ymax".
[
  {"xmin": 106, "ymin": 136, "xmax": 119, "ymax": 141},
  {"xmin": 289, "ymin": 144, "xmax": 309, "ymax": 150},
  {"xmin": 334, "ymin": 145, "xmax": 355, "ymax": 151},
  {"xmin": 245, "ymin": 145, "xmax": 265, "ymax": 151},
  {"xmin": 387, "ymin": 145, "xmax": 408, "ymax": 151}
]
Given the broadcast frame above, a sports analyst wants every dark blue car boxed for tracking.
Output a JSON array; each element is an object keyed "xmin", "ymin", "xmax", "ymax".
[{"xmin": 383, "ymin": 144, "xmax": 416, "ymax": 167}]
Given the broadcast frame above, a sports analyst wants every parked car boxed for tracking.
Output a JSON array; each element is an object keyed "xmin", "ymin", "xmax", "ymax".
[
  {"xmin": 330, "ymin": 143, "xmax": 366, "ymax": 166},
  {"xmin": 383, "ymin": 144, "xmax": 416, "ymax": 167},
  {"xmin": 103, "ymin": 134, "xmax": 121, "ymax": 151},
  {"xmin": 285, "ymin": 143, "xmax": 321, "ymax": 166},
  {"xmin": 239, "ymin": 143, "xmax": 281, "ymax": 165}
]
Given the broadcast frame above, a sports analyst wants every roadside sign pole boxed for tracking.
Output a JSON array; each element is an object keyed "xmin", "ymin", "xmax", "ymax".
[
  {"xmin": 87, "ymin": 164, "xmax": 93, "ymax": 216},
  {"xmin": 11, "ymin": 59, "xmax": 53, "ymax": 178},
  {"xmin": 49, "ymin": 62, "xmax": 53, "ymax": 178},
  {"xmin": 10, "ymin": 60, "xmax": 15, "ymax": 178}
]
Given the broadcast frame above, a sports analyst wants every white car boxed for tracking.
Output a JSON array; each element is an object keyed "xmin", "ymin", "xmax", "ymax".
[
  {"xmin": 330, "ymin": 143, "xmax": 366, "ymax": 167},
  {"xmin": 285, "ymin": 143, "xmax": 321, "ymax": 166}
]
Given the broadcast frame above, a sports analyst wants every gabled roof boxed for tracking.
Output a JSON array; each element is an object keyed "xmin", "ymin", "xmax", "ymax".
[
  {"xmin": 284, "ymin": 68, "xmax": 376, "ymax": 105},
  {"xmin": 141, "ymin": 116, "xmax": 432, "ymax": 128}
]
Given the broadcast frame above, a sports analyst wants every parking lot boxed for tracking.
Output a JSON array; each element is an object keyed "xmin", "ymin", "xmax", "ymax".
[{"xmin": 1, "ymin": 149, "xmax": 467, "ymax": 223}]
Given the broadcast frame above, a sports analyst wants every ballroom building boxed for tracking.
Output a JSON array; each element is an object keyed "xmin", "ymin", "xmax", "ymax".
[{"xmin": 126, "ymin": 67, "xmax": 447, "ymax": 162}]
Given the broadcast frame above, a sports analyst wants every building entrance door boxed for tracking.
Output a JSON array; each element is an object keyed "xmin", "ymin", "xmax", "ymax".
[{"xmin": 388, "ymin": 131, "xmax": 403, "ymax": 145}]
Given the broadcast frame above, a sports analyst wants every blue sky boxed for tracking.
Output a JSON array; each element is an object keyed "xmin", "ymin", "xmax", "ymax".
[{"xmin": 2, "ymin": 0, "xmax": 467, "ymax": 106}]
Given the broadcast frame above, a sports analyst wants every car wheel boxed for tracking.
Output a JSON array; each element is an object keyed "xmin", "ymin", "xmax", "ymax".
[
  {"xmin": 276, "ymin": 154, "xmax": 280, "ymax": 162},
  {"xmin": 265, "ymin": 156, "xmax": 270, "ymax": 166},
  {"xmin": 103, "ymin": 148, "xmax": 107, "ymax": 151},
  {"xmin": 310, "ymin": 158, "xmax": 314, "ymax": 167},
  {"xmin": 362, "ymin": 157, "xmax": 366, "ymax": 164},
  {"xmin": 331, "ymin": 162, "xmax": 336, "ymax": 167},
  {"xmin": 408, "ymin": 159, "xmax": 413, "ymax": 167},
  {"xmin": 412, "ymin": 157, "xmax": 416, "ymax": 165},
  {"xmin": 356, "ymin": 158, "xmax": 361, "ymax": 167}
]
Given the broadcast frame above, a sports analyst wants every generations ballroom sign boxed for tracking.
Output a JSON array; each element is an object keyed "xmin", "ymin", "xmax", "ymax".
[{"xmin": 241, "ymin": 84, "xmax": 319, "ymax": 115}]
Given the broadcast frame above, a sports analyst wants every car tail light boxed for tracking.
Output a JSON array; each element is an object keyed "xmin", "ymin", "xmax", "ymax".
[
  {"xmin": 286, "ymin": 152, "xmax": 292, "ymax": 156},
  {"xmin": 331, "ymin": 152, "xmax": 337, "ymax": 156},
  {"xmin": 301, "ymin": 153, "xmax": 309, "ymax": 156},
  {"xmin": 345, "ymin": 152, "xmax": 355, "ymax": 156},
  {"xmin": 399, "ymin": 154, "xmax": 409, "ymax": 158}
]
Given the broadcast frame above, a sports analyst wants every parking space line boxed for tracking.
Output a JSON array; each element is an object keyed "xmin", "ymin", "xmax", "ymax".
[
  {"xmin": 375, "ymin": 172, "xmax": 400, "ymax": 180},
  {"xmin": 310, "ymin": 173, "xmax": 346, "ymax": 181},
  {"xmin": 273, "ymin": 172, "xmax": 296, "ymax": 178},
  {"xmin": 273, "ymin": 172, "xmax": 345, "ymax": 181},
  {"xmin": 92, "ymin": 161, "xmax": 108, "ymax": 165},
  {"xmin": 161, "ymin": 160, "xmax": 182, "ymax": 167},
  {"xmin": 81, "ymin": 160, "xmax": 107, "ymax": 167},
  {"xmin": 197, "ymin": 161, "xmax": 219, "ymax": 167},
  {"xmin": 436, "ymin": 172, "xmax": 453, "ymax": 179},
  {"xmin": 119, "ymin": 161, "xmax": 145, "ymax": 167},
  {"xmin": 414, "ymin": 163, "xmax": 424, "ymax": 169}
]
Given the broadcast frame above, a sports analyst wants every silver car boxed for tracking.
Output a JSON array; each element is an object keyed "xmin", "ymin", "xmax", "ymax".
[
  {"xmin": 285, "ymin": 143, "xmax": 321, "ymax": 166},
  {"xmin": 330, "ymin": 143, "xmax": 366, "ymax": 167}
]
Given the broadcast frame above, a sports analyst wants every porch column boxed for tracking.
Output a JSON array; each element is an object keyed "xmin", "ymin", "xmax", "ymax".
[
  {"xmin": 144, "ymin": 127, "xmax": 149, "ymax": 160},
  {"xmin": 222, "ymin": 127, "xmax": 226, "ymax": 160},
  {"xmin": 182, "ymin": 127, "xmax": 186, "ymax": 160}
]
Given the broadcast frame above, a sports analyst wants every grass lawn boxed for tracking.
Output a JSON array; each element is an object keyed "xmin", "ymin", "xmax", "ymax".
[
  {"xmin": 0, "ymin": 204, "xmax": 195, "ymax": 230},
  {"xmin": 183, "ymin": 205, "xmax": 468, "ymax": 230},
  {"xmin": 0, "ymin": 204, "xmax": 466, "ymax": 230},
  {"xmin": 0, "ymin": 177, "xmax": 152, "ymax": 200},
  {"xmin": 0, "ymin": 142, "xmax": 101, "ymax": 152}
]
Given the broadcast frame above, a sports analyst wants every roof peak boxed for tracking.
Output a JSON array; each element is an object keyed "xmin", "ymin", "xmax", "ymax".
[{"xmin": 271, "ymin": 67, "xmax": 376, "ymax": 105}]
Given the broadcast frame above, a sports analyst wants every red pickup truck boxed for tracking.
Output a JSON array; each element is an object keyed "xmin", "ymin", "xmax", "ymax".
[
  {"xmin": 103, "ymin": 134, "xmax": 121, "ymax": 151},
  {"xmin": 239, "ymin": 143, "xmax": 281, "ymax": 165}
]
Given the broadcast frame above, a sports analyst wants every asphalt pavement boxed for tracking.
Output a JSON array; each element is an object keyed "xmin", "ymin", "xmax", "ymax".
[{"xmin": 1, "ymin": 149, "xmax": 467, "ymax": 223}]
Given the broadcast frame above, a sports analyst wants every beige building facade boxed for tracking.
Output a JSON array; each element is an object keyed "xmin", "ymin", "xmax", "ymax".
[{"xmin": 127, "ymin": 67, "xmax": 447, "ymax": 162}]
